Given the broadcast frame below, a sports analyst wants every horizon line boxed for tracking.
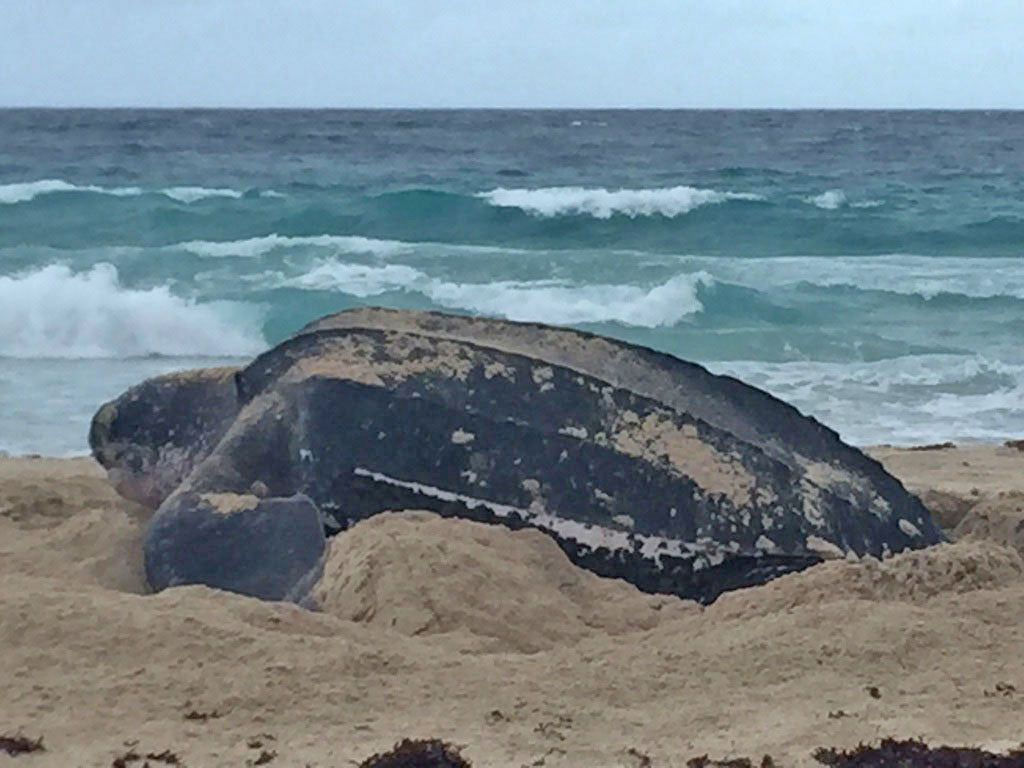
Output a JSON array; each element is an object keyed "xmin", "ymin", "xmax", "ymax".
[{"xmin": 2, "ymin": 105, "xmax": 1024, "ymax": 112}]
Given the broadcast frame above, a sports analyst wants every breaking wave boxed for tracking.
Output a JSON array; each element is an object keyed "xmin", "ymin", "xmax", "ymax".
[
  {"xmin": 713, "ymin": 355, "xmax": 1024, "ymax": 446},
  {"xmin": 807, "ymin": 189, "xmax": 847, "ymax": 210},
  {"xmin": 700, "ymin": 254, "xmax": 1024, "ymax": 300},
  {"xmin": 161, "ymin": 186, "xmax": 244, "ymax": 203},
  {"xmin": 805, "ymin": 189, "xmax": 884, "ymax": 211},
  {"xmin": 0, "ymin": 179, "xmax": 141, "ymax": 204},
  {"xmin": 0, "ymin": 179, "xmax": 276, "ymax": 205},
  {"xmin": 429, "ymin": 273, "xmax": 711, "ymax": 326},
  {"xmin": 283, "ymin": 262, "xmax": 428, "ymax": 296},
  {"xmin": 177, "ymin": 234, "xmax": 411, "ymax": 258},
  {"xmin": 278, "ymin": 259, "xmax": 712, "ymax": 327},
  {"xmin": 0, "ymin": 264, "xmax": 265, "ymax": 358},
  {"xmin": 477, "ymin": 185, "xmax": 763, "ymax": 218}
]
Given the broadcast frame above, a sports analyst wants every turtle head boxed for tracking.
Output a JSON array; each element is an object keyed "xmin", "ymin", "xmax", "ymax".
[{"xmin": 89, "ymin": 366, "xmax": 242, "ymax": 508}]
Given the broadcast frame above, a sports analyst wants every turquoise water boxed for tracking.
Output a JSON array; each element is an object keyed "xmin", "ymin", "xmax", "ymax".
[{"xmin": 1, "ymin": 109, "xmax": 1022, "ymax": 454}]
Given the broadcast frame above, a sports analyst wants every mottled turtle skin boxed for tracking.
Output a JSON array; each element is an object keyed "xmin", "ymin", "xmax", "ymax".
[{"xmin": 90, "ymin": 308, "xmax": 945, "ymax": 604}]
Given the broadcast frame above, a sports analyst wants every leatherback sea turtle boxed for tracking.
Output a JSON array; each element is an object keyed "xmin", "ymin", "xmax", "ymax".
[{"xmin": 90, "ymin": 307, "xmax": 945, "ymax": 604}]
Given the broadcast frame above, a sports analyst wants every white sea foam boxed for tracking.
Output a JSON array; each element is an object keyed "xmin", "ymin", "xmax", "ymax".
[
  {"xmin": 692, "ymin": 254, "xmax": 1024, "ymax": 300},
  {"xmin": 805, "ymin": 189, "xmax": 884, "ymax": 210},
  {"xmin": 0, "ymin": 179, "xmax": 143, "ymax": 204},
  {"xmin": 711, "ymin": 355, "xmax": 1024, "ymax": 446},
  {"xmin": 177, "ymin": 234, "xmax": 411, "ymax": 259},
  {"xmin": 277, "ymin": 259, "xmax": 712, "ymax": 327},
  {"xmin": 0, "ymin": 178, "xmax": 270, "ymax": 205},
  {"xmin": 161, "ymin": 186, "xmax": 243, "ymax": 203},
  {"xmin": 478, "ymin": 186, "xmax": 763, "ymax": 219},
  {"xmin": 426, "ymin": 273, "xmax": 711, "ymax": 326},
  {"xmin": 284, "ymin": 262, "xmax": 427, "ymax": 296},
  {"xmin": 807, "ymin": 189, "xmax": 847, "ymax": 209},
  {"xmin": 0, "ymin": 264, "xmax": 265, "ymax": 358}
]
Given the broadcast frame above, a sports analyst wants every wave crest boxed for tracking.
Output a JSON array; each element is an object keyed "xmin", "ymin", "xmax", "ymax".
[
  {"xmin": 284, "ymin": 262, "xmax": 426, "ymax": 296},
  {"xmin": 430, "ymin": 273, "xmax": 711, "ymax": 326},
  {"xmin": 162, "ymin": 186, "xmax": 243, "ymax": 203},
  {"xmin": 807, "ymin": 189, "xmax": 847, "ymax": 210},
  {"xmin": 478, "ymin": 185, "xmax": 763, "ymax": 219},
  {"xmin": 0, "ymin": 179, "xmax": 141, "ymax": 204},
  {"xmin": 0, "ymin": 179, "xmax": 276, "ymax": 205},
  {"xmin": 714, "ymin": 355, "xmax": 1024, "ymax": 445},
  {"xmin": 805, "ymin": 189, "xmax": 884, "ymax": 210},
  {"xmin": 0, "ymin": 264, "xmax": 265, "ymax": 358},
  {"xmin": 692, "ymin": 254, "xmax": 1024, "ymax": 301},
  {"xmin": 277, "ymin": 259, "xmax": 711, "ymax": 327},
  {"xmin": 178, "ymin": 234, "xmax": 411, "ymax": 259}
]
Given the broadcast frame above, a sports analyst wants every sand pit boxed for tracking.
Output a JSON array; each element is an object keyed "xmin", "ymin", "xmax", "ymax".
[{"xmin": 2, "ymin": 447, "xmax": 1024, "ymax": 766}]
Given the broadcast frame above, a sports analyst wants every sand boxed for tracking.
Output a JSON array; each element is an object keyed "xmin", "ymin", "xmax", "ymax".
[{"xmin": 2, "ymin": 445, "xmax": 1024, "ymax": 767}]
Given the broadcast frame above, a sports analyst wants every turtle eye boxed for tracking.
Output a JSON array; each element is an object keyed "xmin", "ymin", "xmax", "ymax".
[
  {"xmin": 88, "ymin": 402, "xmax": 118, "ymax": 463},
  {"xmin": 116, "ymin": 445, "xmax": 152, "ymax": 473},
  {"xmin": 234, "ymin": 370, "xmax": 250, "ymax": 402}
]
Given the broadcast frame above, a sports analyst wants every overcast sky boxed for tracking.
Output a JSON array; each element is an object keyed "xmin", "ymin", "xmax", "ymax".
[{"xmin": 2, "ymin": 0, "xmax": 1022, "ymax": 108}]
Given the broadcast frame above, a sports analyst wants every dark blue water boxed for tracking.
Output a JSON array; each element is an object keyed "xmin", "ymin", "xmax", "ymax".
[{"xmin": 1, "ymin": 109, "xmax": 1022, "ymax": 454}]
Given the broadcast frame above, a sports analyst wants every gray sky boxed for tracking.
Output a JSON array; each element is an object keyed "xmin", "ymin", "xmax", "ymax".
[{"xmin": 2, "ymin": 0, "xmax": 1022, "ymax": 108}]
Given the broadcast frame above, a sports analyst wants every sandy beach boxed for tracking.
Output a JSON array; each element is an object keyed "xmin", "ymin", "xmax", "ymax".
[{"xmin": 2, "ymin": 444, "xmax": 1023, "ymax": 767}]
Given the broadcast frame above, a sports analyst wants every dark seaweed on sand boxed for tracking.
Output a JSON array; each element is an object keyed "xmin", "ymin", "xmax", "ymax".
[
  {"xmin": 812, "ymin": 738, "xmax": 1024, "ymax": 768},
  {"xmin": 182, "ymin": 709, "xmax": 221, "ymax": 722},
  {"xmin": 687, "ymin": 756, "xmax": 775, "ymax": 768},
  {"xmin": 358, "ymin": 738, "xmax": 472, "ymax": 768},
  {"xmin": 0, "ymin": 733, "xmax": 45, "ymax": 756},
  {"xmin": 111, "ymin": 748, "xmax": 182, "ymax": 767},
  {"xmin": 685, "ymin": 740, "xmax": 1024, "ymax": 768}
]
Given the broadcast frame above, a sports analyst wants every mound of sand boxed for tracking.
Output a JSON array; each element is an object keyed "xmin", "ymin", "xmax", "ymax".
[
  {"xmin": 868, "ymin": 443, "xmax": 1024, "ymax": 531},
  {"xmin": 314, "ymin": 510, "xmax": 698, "ymax": 653},
  {"xmin": 712, "ymin": 540, "xmax": 1024, "ymax": 619},
  {"xmin": 0, "ymin": 456, "xmax": 148, "ymax": 530},
  {"xmin": 0, "ymin": 457, "xmax": 149, "ymax": 593},
  {"xmin": 954, "ymin": 491, "xmax": 1024, "ymax": 559}
]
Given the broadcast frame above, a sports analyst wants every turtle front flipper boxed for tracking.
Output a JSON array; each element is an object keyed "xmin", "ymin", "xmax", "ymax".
[
  {"xmin": 142, "ymin": 391, "xmax": 327, "ymax": 605},
  {"xmin": 143, "ymin": 490, "xmax": 326, "ymax": 605}
]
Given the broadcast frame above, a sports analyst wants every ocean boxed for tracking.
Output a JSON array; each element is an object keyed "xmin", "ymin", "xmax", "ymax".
[{"xmin": 1, "ymin": 109, "xmax": 1022, "ymax": 456}]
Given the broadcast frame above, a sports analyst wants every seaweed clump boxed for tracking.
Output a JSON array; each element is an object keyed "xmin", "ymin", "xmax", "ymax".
[
  {"xmin": 358, "ymin": 738, "xmax": 472, "ymax": 768},
  {"xmin": 813, "ymin": 738, "xmax": 1024, "ymax": 767},
  {"xmin": 0, "ymin": 733, "xmax": 45, "ymax": 756},
  {"xmin": 111, "ymin": 748, "xmax": 182, "ymax": 767},
  {"xmin": 687, "ymin": 756, "xmax": 775, "ymax": 768}
]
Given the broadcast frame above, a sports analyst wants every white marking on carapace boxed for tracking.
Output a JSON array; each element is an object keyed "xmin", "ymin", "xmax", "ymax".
[
  {"xmin": 801, "ymin": 459, "xmax": 893, "ymax": 520},
  {"xmin": 352, "ymin": 467, "xmax": 727, "ymax": 569},
  {"xmin": 805, "ymin": 535, "xmax": 844, "ymax": 560},
  {"xmin": 898, "ymin": 518, "xmax": 922, "ymax": 538},
  {"xmin": 531, "ymin": 366, "xmax": 554, "ymax": 384}
]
